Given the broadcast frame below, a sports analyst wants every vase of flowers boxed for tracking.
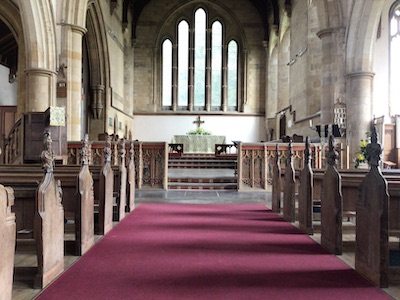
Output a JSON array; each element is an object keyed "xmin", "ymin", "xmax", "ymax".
[{"xmin": 354, "ymin": 132, "xmax": 371, "ymax": 168}]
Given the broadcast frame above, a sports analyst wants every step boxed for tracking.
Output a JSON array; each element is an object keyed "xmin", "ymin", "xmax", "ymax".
[
  {"xmin": 169, "ymin": 156, "xmax": 236, "ymax": 169},
  {"xmin": 168, "ymin": 182, "xmax": 237, "ymax": 190},
  {"xmin": 168, "ymin": 163, "xmax": 236, "ymax": 169},
  {"xmin": 168, "ymin": 168, "xmax": 237, "ymax": 190}
]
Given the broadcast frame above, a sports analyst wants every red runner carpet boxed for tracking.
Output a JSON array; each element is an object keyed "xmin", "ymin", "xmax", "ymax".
[{"xmin": 35, "ymin": 204, "xmax": 392, "ymax": 299}]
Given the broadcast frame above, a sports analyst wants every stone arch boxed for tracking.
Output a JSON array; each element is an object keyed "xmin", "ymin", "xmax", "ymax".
[
  {"xmin": 346, "ymin": 0, "xmax": 385, "ymax": 73},
  {"xmin": 345, "ymin": 0, "xmax": 385, "ymax": 166},
  {"xmin": 62, "ymin": 0, "xmax": 87, "ymax": 28},
  {"xmin": 0, "ymin": 1, "xmax": 25, "ymax": 114},
  {"xmin": 314, "ymin": 0, "xmax": 342, "ymax": 30},
  {"xmin": 85, "ymin": 2, "xmax": 111, "ymax": 139},
  {"xmin": 18, "ymin": 0, "xmax": 56, "ymax": 70}
]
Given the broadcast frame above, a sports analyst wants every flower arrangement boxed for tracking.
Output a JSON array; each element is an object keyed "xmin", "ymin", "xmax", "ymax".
[
  {"xmin": 354, "ymin": 132, "xmax": 371, "ymax": 168},
  {"xmin": 186, "ymin": 127, "xmax": 212, "ymax": 135}
]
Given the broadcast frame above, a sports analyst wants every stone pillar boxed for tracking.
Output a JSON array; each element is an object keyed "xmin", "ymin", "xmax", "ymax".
[
  {"xmin": 62, "ymin": 24, "xmax": 87, "ymax": 141},
  {"xmin": 346, "ymin": 71, "xmax": 374, "ymax": 166},
  {"xmin": 24, "ymin": 68, "xmax": 57, "ymax": 111},
  {"xmin": 317, "ymin": 28, "xmax": 335, "ymax": 124},
  {"xmin": 317, "ymin": 27, "xmax": 346, "ymax": 124}
]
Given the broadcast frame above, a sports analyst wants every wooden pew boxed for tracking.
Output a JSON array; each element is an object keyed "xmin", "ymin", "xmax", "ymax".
[
  {"xmin": 115, "ymin": 138, "xmax": 127, "ymax": 221},
  {"xmin": 283, "ymin": 141, "xmax": 296, "ymax": 222},
  {"xmin": 127, "ymin": 140, "xmax": 135, "ymax": 212},
  {"xmin": 320, "ymin": 136, "xmax": 343, "ymax": 255},
  {"xmin": 297, "ymin": 137, "xmax": 313, "ymax": 235},
  {"xmin": 34, "ymin": 132, "xmax": 64, "ymax": 289},
  {"xmin": 74, "ymin": 134, "xmax": 95, "ymax": 256},
  {"xmin": 0, "ymin": 184, "xmax": 15, "ymax": 299},
  {"xmin": 98, "ymin": 136, "xmax": 114, "ymax": 235},
  {"xmin": 355, "ymin": 128, "xmax": 389, "ymax": 288},
  {"xmin": 271, "ymin": 144, "xmax": 281, "ymax": 213}
]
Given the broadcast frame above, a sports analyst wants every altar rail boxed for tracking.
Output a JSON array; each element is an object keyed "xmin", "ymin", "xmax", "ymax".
[
  {"xmin": 236, "ymin": 142, "xmax": 348, "ymax": 191},
  {"xmin": 67, "ymin": 140, "xmax": 347, "ymax": 191},
  {"xmin": 67, "ymin": 141, "xmax": 168, "ymax": 190}
]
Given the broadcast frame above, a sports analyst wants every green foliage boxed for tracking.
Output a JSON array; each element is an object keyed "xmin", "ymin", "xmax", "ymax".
[
  {"xmin": 354, "ymin": 132, "xmax": 371, "ymax": 168},
  {"xmin": 186, "ymin": 127, "xmax": 212, "ymax": 135}
]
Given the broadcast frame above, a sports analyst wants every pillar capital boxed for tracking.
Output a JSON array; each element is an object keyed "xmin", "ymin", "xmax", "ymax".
[
  {"xmin": 346, "ymin": 71, "xmax": 375, "ymax": 79},
  {"xmin": 61, "ymin": 22, "xmax": 87, "ymax": 36}
]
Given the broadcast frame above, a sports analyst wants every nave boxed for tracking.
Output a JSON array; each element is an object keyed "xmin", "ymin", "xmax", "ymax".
[{"xmin": 11, "ymin": 189, "xmax": 400, "ymax": 300}]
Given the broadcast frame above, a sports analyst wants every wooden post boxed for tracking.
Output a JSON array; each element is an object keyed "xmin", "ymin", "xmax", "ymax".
[
  {"xmin": 298, "ymin": 137, "xmax": 314, "ymax": 235},
  {"xmin": 283, "ymin": 141, "xmax": 296, "ymax": 222},
  {"xmin": 356, "ymin": 126, "xmax": 389, "ymax": 287},
  {"xmin": 116, "ymin": 138, "xmax": 127, "ymax": 221},
  {"xmin": 127, "ymin": 140, "xmax": 135, "ymax": 211},
  {"xmin": 75, "ymin": 134, "xmax": 95, "ymax": 256},
  {"xmin": 0, "ymin": 184, "xmax": 15, "ymax": 299},
  {"xmin": 34, "ymin": 131, "xmax": 64, "ymax": 288},
  {"xmin": 98, "ymin": 135, "xmax": 114, "ymax": 235},
  {"xmin": 320, "ymin": 135, "xmax": 343, "ymax": 255},
  {"xmin": 271, "ymin": 144, "xmax": 281, "ymax": 213}
]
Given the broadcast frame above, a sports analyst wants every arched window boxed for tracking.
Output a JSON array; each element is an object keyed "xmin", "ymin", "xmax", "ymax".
[
  {"xmin": 194, "ymin": 9, "xmax": 206, "ymax": 109},
  {"xmin": 227, "ymin": 40, "xmax": 238, "ymax": 109},
  {"xmin": 390, "ymin": 2, "xmax": 400, "ymax": 114},
  {"xmin": 178, "ymin": 21, "xmax": 189, "ymax": 108},
  {"xmin": 211, "ymin": 21, "xmax": 222, "ymax": 109},
  {"xmin": 161, "ymin": 8, "xmax": 239, "ymax": 112},
  {"xmin": 162, "ymin": 39, "xmax": 172, "ymax": 108}
]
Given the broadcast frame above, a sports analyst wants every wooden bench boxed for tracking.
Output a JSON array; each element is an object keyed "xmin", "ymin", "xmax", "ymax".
[{"xmin": 0, "ymin": 184, "xmax": 15, "ymax": 299}]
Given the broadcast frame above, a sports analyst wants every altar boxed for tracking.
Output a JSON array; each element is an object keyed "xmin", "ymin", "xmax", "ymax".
[{"xmin": 171, "ymin": 135, "xmax": 226, "ymax": 153}]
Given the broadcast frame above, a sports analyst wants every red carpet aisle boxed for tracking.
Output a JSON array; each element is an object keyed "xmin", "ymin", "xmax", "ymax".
[{"xmin": 35, "ymin": 204, "xmax": 392, "ymax": 300}]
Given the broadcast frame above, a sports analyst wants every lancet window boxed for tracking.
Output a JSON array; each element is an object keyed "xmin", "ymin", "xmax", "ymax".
[{"xmin": 161, "ymin": 7, "xmax": 239, "ymax": 112}]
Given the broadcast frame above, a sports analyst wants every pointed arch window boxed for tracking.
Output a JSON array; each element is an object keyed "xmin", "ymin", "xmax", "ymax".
[
  {"xmin": 211, "ymin": 21, "xmax": 222, "ymax": 109},
  {"xmin": 390, "ymin": 3, "xmax": 400, "ymax": 114},
  {"xmin": 178, "ymin": 21, "xmax": 189, "ymax": 108},
  {"xmin": 161, "ymin": 8, "xmax": 239, "ymax": 112},
  {"xmin": 162, "ymin": 39, "xmax": 172, "ymax": 108},
  {"xmin": 227, "ymin": 40, "xmax": 238, "ymax": 109}
]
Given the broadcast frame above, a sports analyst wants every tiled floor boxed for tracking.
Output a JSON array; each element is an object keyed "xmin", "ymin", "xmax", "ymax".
[{"xmin": 12, "ymin": 189, "xmax": 400, "ymax": 300}]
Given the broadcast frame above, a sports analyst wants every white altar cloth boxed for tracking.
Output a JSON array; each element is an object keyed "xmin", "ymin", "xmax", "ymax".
[{"xmin": 171, "ymin": 135, "xmax": 226, "ymax": 153}]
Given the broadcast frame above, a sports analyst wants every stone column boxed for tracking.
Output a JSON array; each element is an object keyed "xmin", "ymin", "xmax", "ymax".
[
  {"xmin": 346, "ymin": 71, "xmax": 374, "ymax": 166},
  {"xmin": 317, "ymin": 27, "xmax": 346, "ymax": 124},
  {"xmin": 62, "ymin": 23, "xmax": 87, "ymax": 141},
  {"xmin": 317, "ymin": 28, "xmax": 335, "ymax": 124},
  {"xmin": 24, "ymin": 68, "xmax": 57, "ymax": 111}
]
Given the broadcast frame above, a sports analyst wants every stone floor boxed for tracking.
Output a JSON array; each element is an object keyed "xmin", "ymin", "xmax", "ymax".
[{"xmin": 12, "ymin": 189, "xmax": 400, "ymax": 300}]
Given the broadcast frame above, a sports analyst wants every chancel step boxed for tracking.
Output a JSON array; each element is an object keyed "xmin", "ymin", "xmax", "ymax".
[
  {"xmin": 168, "ymin": 176, "xmax": 237, "ymax": 190},
  {"xmin": 168, "ymin": 154, "xmax": 237, "ymax": 190},
  {"xmin": 168, "ymin": 154, "xmax": 236, "ymax": 169}
]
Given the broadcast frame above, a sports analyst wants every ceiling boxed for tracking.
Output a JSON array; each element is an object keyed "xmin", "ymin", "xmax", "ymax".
[
  {"xmin": 126, "ymin": 0, "xmax": 283, "ymax": 40},
  {"xmin": 0, "ymin": 0, "xmax": 285, "ymax": 75}
]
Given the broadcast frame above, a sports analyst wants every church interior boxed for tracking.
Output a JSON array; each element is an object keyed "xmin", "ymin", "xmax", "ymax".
[{"xmin": 2, "ymin": 0, "xmax": 400, "ymax": 299}]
